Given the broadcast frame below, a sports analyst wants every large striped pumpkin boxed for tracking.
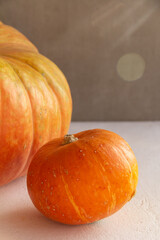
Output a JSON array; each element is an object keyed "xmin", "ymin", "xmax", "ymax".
[{"xmin": 0, "ymin": 22, "xmax": 72, "ymax": 186}]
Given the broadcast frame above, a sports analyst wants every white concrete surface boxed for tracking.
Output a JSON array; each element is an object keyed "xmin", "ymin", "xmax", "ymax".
[{"xmin": 0, "ymin": 122, "xmax": 159, "ymax": 240}]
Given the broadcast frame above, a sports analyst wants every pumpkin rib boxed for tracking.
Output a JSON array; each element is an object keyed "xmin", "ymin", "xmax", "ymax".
[
  {"xmin": 77, "ymin": 132, "xmax": 137, "ymax": 214},
  {"xmin": 78, "ymin": 129, "xmax": 135, "ymax": 169},
  {"xmin": 7, "ymin": 53, "xmax": 69, "ymax": 96},
  {"xmin": 33, "ymin": 53, "xmax": 71, "ymax": 95},
  {"xmin": 94, "ymin": 134, "xmax": 133, "ymax": 174},
  {"xmin": 5, "ymin": 59, "xmax": 54, "ymax": 175},
  {"xmin": 4, "ymin": 60, "xmax": 35, "ymax": 176},
  {"xmin": 94, "ymin": 133, "xmax": 133, "ymax": 168},
  {"xmin": 2, "ymin": 52, "xmax": 72, "ymax": 135},
  {"xmin": 111, "ymin": 144, "xmax": 133, "ymax": 185},
  {"xmin": 83, "ymin": 140, "xmax": 116, "ymax": 215},
  {"xmin": 60, "ymin": 164, "xmax": 88, "ymax": 223},
  {"xmin": 2, "ymin": 53, "xmax": 70, "ymax": 136},
  {"xmin": 91, "ymin": 134, "xmax": 135, "ymax": 200},
  {"xmin": 75, "ymin": 132, "xmax": 135, "ymax": 209},
  {"xmin": 4, "ymin": 57, "xmax": 62, "ymax": 175},
  {"xmin": 58, "ymin": 143, "xmax": 85, "ymax": 221},
  {"xmin": 3, "ymin": 56, "xmax": 62, "ymax": 138},
  {"xmin": 60, "ymin": 139, "xmax": 115, "ymax": 220},
  {"xmin": 19, "ymin": 60, "xmax": 69, "ymax": 136},
  {"xmin": 1, "ymin": 52, "xmax": 71, "ymax": 100},
  {"xmin": 0, "ymin": 57, "xmax": 34, "ymax": 184},
  {"xmin": 20, "ymin": 60, "xmax": 63, "ymax": 136},
  {"xmin": 102, "ymin": 142, "xmax": 133, "ymax": 198},
  {"xmin": 0, "ymin": 22, "xmax": 38, "ymax": 54},
  {"xmin": 93, "ymin": 133, "xmax": 136, "ymax": 194}
]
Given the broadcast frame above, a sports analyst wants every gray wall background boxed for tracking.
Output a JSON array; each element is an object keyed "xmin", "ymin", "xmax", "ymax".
[{"xmin": 1, "ymin": 0, "xmax": 160, "ymax": 121}]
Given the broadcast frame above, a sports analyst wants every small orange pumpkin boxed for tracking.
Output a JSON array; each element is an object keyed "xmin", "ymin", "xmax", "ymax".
[{"xmin": 27, "ymin": 129, "xmax": 138, "ymax": 225}]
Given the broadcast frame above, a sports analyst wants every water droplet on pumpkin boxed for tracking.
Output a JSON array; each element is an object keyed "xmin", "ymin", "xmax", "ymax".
[
  {"xmin": 83, "ymin": 153, "xmax": 85, "ymax": 156},
  {"xmin": 79, "ymin": 150, "xmax": 83, "ymax": 152},
  {"xmin": 41, "ymin": 181, "xmax": 43, "ymax": 184}
]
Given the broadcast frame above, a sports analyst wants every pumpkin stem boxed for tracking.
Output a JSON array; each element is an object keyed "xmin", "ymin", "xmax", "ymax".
[{"xmin": 62, "ymin": 134, "xmax": 78, "ymax": 145}]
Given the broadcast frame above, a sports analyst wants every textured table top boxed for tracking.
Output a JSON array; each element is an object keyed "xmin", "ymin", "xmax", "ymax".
[{"xmin": 0, "ymin": 122, "xmax": 160, "ymax": 240}]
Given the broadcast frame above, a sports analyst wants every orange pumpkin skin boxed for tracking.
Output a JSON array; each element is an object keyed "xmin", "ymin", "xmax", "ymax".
[
  {"xmin": 27, "ymin": 129, "xmax": 138, "ymax": 225},
  {"xmin": 0, "ymin": 21, "xmax": 72, "ymax": 186}
]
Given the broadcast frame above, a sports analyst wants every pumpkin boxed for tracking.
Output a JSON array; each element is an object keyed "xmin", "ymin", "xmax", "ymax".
[
  {"xmin": 0, "ymin": 21, "xmax": 72, "ymax": 186},
  {"xmin": 27, "ymin": 129, "xmax": 138, "ymax": 225}
]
